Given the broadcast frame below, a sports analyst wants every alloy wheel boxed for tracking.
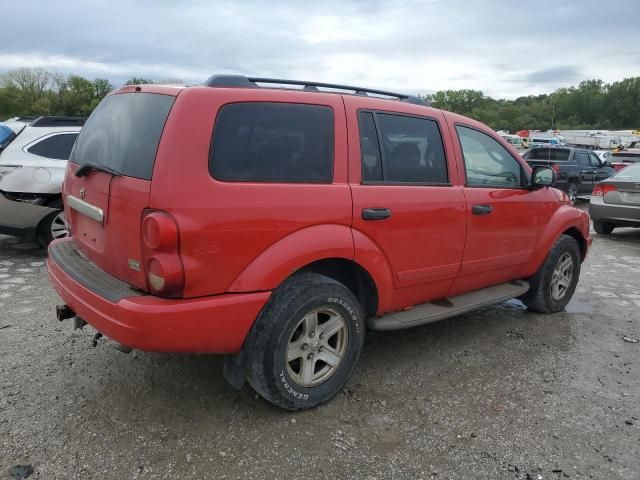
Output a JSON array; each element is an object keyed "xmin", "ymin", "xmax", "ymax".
[
  {"xmin": 550, "ymin": 252, "xmax": 574, "ymax": 301},
  {"xmin": 286, "ymin": 307, "xmax": 348, "ymax": 387}
]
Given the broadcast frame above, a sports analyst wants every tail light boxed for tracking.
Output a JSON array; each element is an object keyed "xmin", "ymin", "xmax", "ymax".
[
  {"xmin": 592, "ymin": 183, "xmax": 617, "ymax": 196},
  {"xmin": 141, "ymin": 210, "xmax": 184, "ymax": 298}
]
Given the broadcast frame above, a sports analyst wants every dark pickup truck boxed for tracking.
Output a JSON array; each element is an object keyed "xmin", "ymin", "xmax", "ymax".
[{"xmin": 523, "ymin": 147, "xmax": 615, "ymax": 203}]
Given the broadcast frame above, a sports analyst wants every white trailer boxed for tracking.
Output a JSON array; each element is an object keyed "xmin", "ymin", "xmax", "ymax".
[{"xmin": 563, "ymin": 133, "xmax": 620, "ymax": 150}]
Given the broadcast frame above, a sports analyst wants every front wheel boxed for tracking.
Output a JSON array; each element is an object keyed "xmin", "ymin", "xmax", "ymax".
[
  {"xmin": 246, "ymin": 273, "xmax": 365, "ymax": 410},
  {"xmin": 520, "ymin": 235, "xmax": 581, "ymax": 313}
]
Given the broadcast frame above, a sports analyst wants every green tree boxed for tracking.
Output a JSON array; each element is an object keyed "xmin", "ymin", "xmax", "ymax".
[{"xmin": 125, "ymin": 77, "xmax": 154, "ymax": 85}]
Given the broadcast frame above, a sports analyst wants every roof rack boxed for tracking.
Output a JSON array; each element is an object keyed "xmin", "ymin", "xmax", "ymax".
[
  {"xmin": 204, "ymin": 75, "xmax": 429, "ymax": 106},
  {"xmin": 30, "ymin": 116, "xmax": 86, "ymax": 128}
]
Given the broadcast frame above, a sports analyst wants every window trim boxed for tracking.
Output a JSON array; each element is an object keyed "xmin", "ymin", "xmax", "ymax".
[
  {"xmin": 357, "ymin": 108, "xmax": 451, "ymax": 187},
  {"xmin": 208, "ymin": 101, "xmax": 336, "ymax": 184},
  {"xmin": 454, "ymin": 123, "xmax": 530, "ymax": 190},
  {"xmin": 23, "ymin": 131, "xmax": 79, "ymax": 160}
]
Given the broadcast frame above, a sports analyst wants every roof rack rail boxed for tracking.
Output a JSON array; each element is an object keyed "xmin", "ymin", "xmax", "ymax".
[
  {"xmin": 204, "ymin": 75, "xmax": 429, "ymax": 106},
  {"xmin": 30, "ymin": 116, "xmax": 86, "ymax": 128}
]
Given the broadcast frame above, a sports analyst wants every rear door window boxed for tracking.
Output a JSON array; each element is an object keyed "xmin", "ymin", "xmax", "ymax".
[
  {"xmin": 358, "ymin": 111, "xmax": 448, "ymax": 184},
  {"xmin": 27, "ymin": 133, "xmax": 78, "ymax": 160},
  {"xmin": 210, "ymin": 102, "xmax": 334, "ymax": 183},
  {"xmin": 70, "ymin": 93, "xmax": 175, "ymax": 180}
]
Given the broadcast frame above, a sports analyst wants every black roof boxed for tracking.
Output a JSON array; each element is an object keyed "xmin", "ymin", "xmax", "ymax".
[
  {"xmin": 204, "ymin": 75, "xmax": 429, "ymax": 106},
  {"xmin": 30, "ymin": 116, "xmax": 86, "ymax": 127}
]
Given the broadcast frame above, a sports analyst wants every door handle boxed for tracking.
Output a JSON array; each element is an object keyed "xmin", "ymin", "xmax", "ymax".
[
  {"xmin": 472, "ymin": 204, "xmax": 493, "ymax": 215},
  {"xmin": 362, "ymin": 208, "xmax": 392, "ymax": 221}
]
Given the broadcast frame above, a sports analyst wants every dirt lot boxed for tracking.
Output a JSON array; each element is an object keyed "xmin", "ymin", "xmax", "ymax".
[{"xmin": 1, "ymin": 213, "xmax": 639, "ymax": 479}]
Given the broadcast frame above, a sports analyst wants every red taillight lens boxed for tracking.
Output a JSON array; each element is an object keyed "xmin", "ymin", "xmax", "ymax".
[
  {"xmin": 592, "ymin": 183, "xmax": 617, "ymax": 196},
  {"xmin": 551, "ymin": 164, "xmax": 561, "ymax": 174},
  {"xmin": 141, "ymin": 210, "xmax": 184, "ymax": 298}
]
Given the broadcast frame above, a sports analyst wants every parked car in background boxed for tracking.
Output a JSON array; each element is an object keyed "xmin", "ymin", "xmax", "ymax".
[
  {"xmin": 523, "ymin": 147, "xmax": 615, "ymax": 203},
  {"xmin": 0, "ymin": 116, "xmax": 84, "ymax": 246},
  {"xmin": 609, "ymin": 150, "xmax": 640, "ymax": 171},
  {"xmin": 589, "ymin": 163, "xmax": 640, "ymax": 234},
  {"xmin": 530, "ymin": 136, "xmax": 563, "ymax": 147},
  {"xmin": 594, "ymin": 150, "xmax": 612, "ymax": 164},
  {"xmin": 48, "ymin": 76, "xmax": 591, "ymax": 410}
]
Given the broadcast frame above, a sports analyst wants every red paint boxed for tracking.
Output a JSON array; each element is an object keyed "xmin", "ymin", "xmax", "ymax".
[{"xmin": 49, "ymin": 84, "xmax": 592, "ymax": 354}]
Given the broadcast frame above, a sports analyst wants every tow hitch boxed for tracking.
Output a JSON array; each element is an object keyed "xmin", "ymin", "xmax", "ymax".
[
  {"xmin": 54, "ymin": 304, "xmax": 130, "ymax": 352},
  {"xmin": 55, "ymin": 304, "xmax": 74, "ymax": 322}
]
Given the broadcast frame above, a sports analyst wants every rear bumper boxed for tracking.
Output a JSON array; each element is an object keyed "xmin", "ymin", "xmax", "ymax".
[
  {"xmin": 0, "ymin": 191, "xmax": 55, "ymax": 236},
  {"xmin": 589, "ymin": 198, "xmax": 640, "ymax": 227},
  {"xmin": 47, "ymin": 239, "xmax": 271, "ymax": 354}
]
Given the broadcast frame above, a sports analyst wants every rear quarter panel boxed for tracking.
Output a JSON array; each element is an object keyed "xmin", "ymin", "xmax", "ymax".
[{"xmin": 150, "ymin": 87, "xmax": 352, "ymax": 297}]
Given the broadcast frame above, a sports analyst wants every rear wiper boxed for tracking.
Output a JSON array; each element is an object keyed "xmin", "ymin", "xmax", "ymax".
[{"xmin": 75, "ymin": 162, "xmax": 121, "ymax": 177}]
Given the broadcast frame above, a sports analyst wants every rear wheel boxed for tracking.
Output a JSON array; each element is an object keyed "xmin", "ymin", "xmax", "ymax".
[
  {"xmin": 36, "ymin": 200, "xmax": 68, "ymax": 247},
  {"xmin": 520, "ymin": 235, "xmax": 581, "ymax": 313},
  {"xmin": 593, "ymin": 221, "xmax": 615, "ymax": 235},
  {"xmin": 245, "ymin": 273, "xmax": 365, "ymax": 410}
]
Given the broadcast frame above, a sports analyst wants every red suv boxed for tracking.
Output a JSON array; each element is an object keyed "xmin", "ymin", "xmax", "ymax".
[{"xmin": 48, "ymin": 75, "xmax": 592, "ymax": 410}]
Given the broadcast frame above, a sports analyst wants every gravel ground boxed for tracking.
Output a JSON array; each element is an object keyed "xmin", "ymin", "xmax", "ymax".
[{"xmin": 1, "ymin": 211, "xmax": 639, "ymax": 479}]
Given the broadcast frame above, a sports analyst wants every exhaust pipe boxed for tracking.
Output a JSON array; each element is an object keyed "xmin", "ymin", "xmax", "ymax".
[{"xmin": 56, "ymin": 304, "xmax": 75, "ymax": 322}]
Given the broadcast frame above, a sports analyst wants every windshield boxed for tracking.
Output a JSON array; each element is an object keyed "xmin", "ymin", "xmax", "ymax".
[{"xmin": 70, "ymin": 93, "xmax": 175, "ymax": 180}]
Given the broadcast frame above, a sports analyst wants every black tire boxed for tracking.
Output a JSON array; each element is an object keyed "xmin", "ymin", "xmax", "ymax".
[
  {"xmin": 566, "ymin": 182, "xmax": 578, "ymax": 205},
  {"xmin": 593, "ymin": 220, "xmax": 615, "ymax": 235},
  {"xmin": 36, "ymin": 200, "xmax": 68, "ymax": 247},
  {"xmin": 245, "ymin": 272, "xmax": 365, "ymax": 410},
  {"xmin": 519, "ymin": 234, "xmax": 581, "ymax": 314}
]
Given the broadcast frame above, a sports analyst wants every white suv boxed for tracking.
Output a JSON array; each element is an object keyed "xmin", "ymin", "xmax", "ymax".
[{"xmin": 0, "ymin": 116, "xmax": 84, "ymax": 246}]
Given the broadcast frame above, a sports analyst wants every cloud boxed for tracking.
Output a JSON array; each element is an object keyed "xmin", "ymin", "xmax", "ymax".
[
  {"xmin": 526, "ymin": 66, "xmax": 582, "ymax": 85},
  {"xmin": 0, "ymin": 0, "xmax": 639, "ymax": 98}
]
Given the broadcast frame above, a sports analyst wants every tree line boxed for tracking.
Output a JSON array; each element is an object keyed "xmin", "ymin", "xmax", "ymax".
[
  {"xmin": 1, "ymin": 68, "xmax": 639, "ymax": 132},
  {"xmin": 425, "ymin": 77, "xmax": 640, "ymax": 132}
]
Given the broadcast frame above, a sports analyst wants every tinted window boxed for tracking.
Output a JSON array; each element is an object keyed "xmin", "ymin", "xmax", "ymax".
[
  {"xmin": 358, "ymin": 112, "xmax": 383, "ymax": 182},
  {"xmin": 361, "ymin": 113, "xmax": 447, "ymax": 183},
  {"xmin": 457, "ymin": 126, "xmax": 522, "ymax": 187},
  {"xmin": 27, "ymin": 133, "xmax": 78, "ymax": 160},
  {"xmin": 589, "ymin": 153, "xmax": 601, "ymax": 167},
  {"xmin": 70, "ymin": 93, "xmax": 175, "ymax": 180},
  {"xmin": 524, "ymin": 148, "xmax": 570, "ymax": 161},
  {"xmin": 211, "ymin": 103, "xmax": 333, "ymax": 183},
  {"xmin": 577, "ymin": 152, "xmax": 590, "ymax": 166}
]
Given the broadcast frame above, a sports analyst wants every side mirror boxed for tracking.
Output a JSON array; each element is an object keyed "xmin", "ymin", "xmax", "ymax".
[{"xmin": 531, "ymin": 166, "xmax": 556, "ymax": 189}]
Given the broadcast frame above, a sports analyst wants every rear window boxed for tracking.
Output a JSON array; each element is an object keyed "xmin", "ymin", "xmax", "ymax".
[
  {"xmin": 27, "ymin": 133, "xmax": 78, "ymax": 160},
  {"xmin": 70, "ymin": 93, "xmax": 174, "ymax": 180},
  {"xmin": 524, "ymin": 148, "xmax": 571, "ymax": 161},
  {"xmin": 612, "ymin": 163, "xmax": 640, "ymax": 180},
  {"xmin": 210, "ymin": 102, "xmax": 334, "ymax": 183}
]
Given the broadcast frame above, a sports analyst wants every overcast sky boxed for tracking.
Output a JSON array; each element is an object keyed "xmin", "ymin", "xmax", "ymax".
[{"xmin": 1, "ymin": 0, "xmax": 639, "ymax": 98}]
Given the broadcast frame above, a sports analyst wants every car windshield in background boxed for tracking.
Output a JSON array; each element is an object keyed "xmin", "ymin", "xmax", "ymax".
[
  {"xmin": 612, "ymin": 163, "xmax": 640, "ymax": 180},
  {"xmin": 0, "ymin": 124, "xmax": 16, "ymax": 151},
  {"xmin": 524, "ymin": 148, "xmax": 570, "ymax": 161},
  {"xmin": 69, "ymin": 93, "xmax": 175, "ymax": 180}
]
